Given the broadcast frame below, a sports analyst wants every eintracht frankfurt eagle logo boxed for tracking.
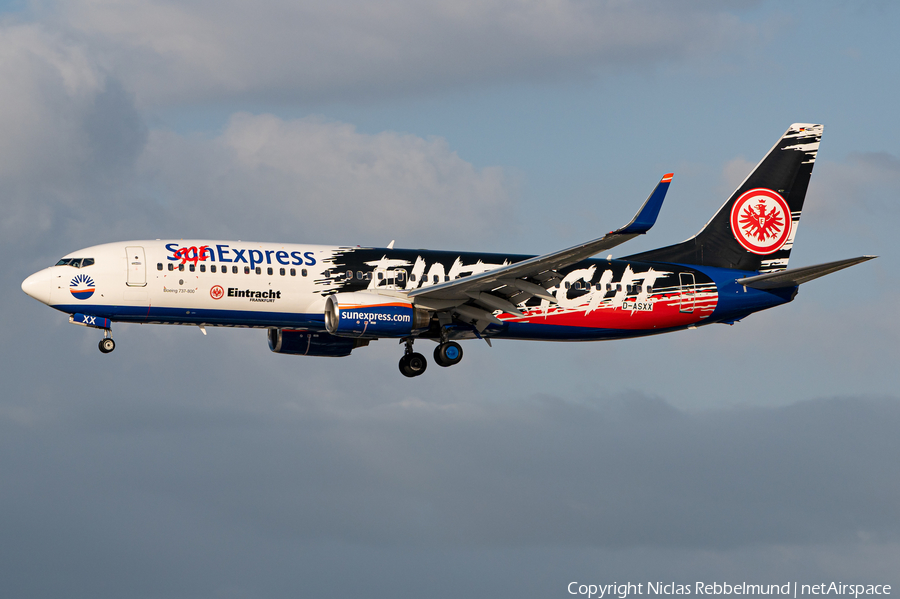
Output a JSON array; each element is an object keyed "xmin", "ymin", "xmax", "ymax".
[{"xmin": 730, "ymin": 188, "xmax": 792, "ymax": 255}]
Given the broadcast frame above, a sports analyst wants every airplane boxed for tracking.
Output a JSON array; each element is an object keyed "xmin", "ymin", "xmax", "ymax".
[{"xmin": 22, "ymin": 123, "xmax": 875, "ymax": 377}]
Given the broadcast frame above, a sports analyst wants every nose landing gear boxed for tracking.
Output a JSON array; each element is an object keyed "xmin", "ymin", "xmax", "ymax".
[
  {"xmin": 98, "ymin": 329, "xmax": 115, "ymax": 353},
  {"xmin": 399, "ymin": 337, "xmax": 427, "ymax": 378}
]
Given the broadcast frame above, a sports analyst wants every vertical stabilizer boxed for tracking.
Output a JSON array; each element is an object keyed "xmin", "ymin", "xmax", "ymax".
[{"xmin": 625, "ymin": 123, "xmax": 822, "ymax": 272}]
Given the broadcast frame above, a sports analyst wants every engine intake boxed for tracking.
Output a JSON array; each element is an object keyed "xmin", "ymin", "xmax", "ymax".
[
  {"xmin": 325, "ymin": 292, "xmax": 430, "ymax": 338},
  {"xmin": 268, "ymin": 328, "xmax": 368, "ymax": 357}
]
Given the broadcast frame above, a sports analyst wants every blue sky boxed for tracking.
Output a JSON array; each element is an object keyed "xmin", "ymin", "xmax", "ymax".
[{"xmin": 2, "ymin": 1, "xmax": 899, "ymax": 596}]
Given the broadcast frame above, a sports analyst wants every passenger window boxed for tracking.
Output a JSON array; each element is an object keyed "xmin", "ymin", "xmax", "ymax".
[
  {"xmin": 433, "ymin": 274, "xmax": 439, "ymax": 284},
  {"xmin": 635, "ymin": 285, "xmax": 642, "ymax": 293},
  {"xmin": 255, "ymin": 267, "xmax": 261, "ymax": 275},
  {"xmin": 377, "ymin": 272, "xmax": 383, "ymax": 280},
  {"xmin": 565, "ymin": 282, "xmax": 571, "ymax": 289},
  {"xmin": 267, "ymin": 267, "xmax": 273, "ymax": 275},
  {"xmin": 410, "ymin": 274, "xmax": 416, "ymax": 282},
  {"xmin": 616, "ymin": 284, "xmax": 622, "ymax": 292},
  {"xmin": 606, "ymin": 283, "xmax": 612, "ymax": 291},
  {"xmin": 646, "ymin": 286, "xmax": 653, "ymax": 294},
  {"xmin": 595, "ymin": 283, "xmax": 602, "ymax": 290},
  {"xmin": 346, "ymin": 270, "xmax": 353, "ymax": 279},
  {"xmin": 178, "ymin": 264, "xmax": 184, "ymax": 272},
  {"xmin": 279, "ymin": 268, "xmax": 285, "ymax": 276},
  {"xmin": 301, "ymin": 269, "xmax": 307, "ymax": 277},
  {"xmin": 211, "ymin": 265, "xmax": 217, "ymax": 273},
  {"xmin": 356, "ymin": 271, "xmax": 363, "ymax": 280},
  {"xmin": 189, "ymin": 264, "xmax": 196, "ymax": 272},
  {"xmin": 200, "ymin": 264, "xmax": 206, "ymax": 272},
  {"xmin": 244, "ymin": 266, "xmax": 250, "ymax": 274},
  {"xmin": 82, "ymin": 258, "xmax": 94, "ymax": 267},
  {"xmin": 232, "ymin": 266, "xmax": 238, "ymax": 274},
  {"xmin": 157, "ymin": 263, "xmax": 163, "ymax": 271},
  {"xmin": 397, "ymin": 271, "xmax": 406, "ymax": 281},
  {"xmin": 168, "ymin": 263, "xmax": 174, "ymax": 271},
  {"xmin": 290, "ymin": 268, "xmax": 296, "ymax": 276},
  {"xmin": 444, "ymin": 275, "xmax": 450, "ymax": 282}
]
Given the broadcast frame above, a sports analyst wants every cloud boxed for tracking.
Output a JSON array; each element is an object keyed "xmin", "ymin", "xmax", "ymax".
[
  {"xmin": 807, "ymin": 152, "xmax": 900, "ymax": 227},
  {"xmin": 0, "ymin": 21, "xmax": 514, "ymax": 257},
  {"xmin": 47, "ymin": 0, "xmax": 758, "ymax": 106},
  {"xmin": 2, "ymin": 362, "xmax": 899, "ymax": 597},
  {"xmin": 139, "ymin": 113, "xmax": 514, "ymax": 246},
  {"xmin": 0, "ymin": 22, "xmax": 147, "ymax": 255},
  {"xmin": 4, "ymin": 359, "xmax": 899, "ymax": 551}
]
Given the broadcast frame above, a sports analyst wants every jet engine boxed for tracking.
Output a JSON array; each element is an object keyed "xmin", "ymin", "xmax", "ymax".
[
  {"xmin": 325, "ymin": 292, "xmax": 430, "ymax": 338},
  {"xmin": 268, "ymin": 328, "xmax": 368, "ymax": 357}
]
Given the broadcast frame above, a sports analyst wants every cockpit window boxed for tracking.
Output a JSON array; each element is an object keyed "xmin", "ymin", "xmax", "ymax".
[{"xmin": 55, "ymin": 257, "xmax": 94, "ymax": 268}]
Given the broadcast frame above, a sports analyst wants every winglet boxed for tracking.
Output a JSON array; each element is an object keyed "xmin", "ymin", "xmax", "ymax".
[{"xmin": 612, "ymin": 173, "xmax": 673, "ymax": 235}]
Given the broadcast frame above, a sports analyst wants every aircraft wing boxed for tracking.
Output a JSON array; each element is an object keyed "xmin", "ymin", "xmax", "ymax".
[
  {"xmin": 409, "ymin": 174, "xmax": 673, "ymax": 310},
  {"xmin": 735, "ymin": 256, "xmax": 877, "ymax": 290}
]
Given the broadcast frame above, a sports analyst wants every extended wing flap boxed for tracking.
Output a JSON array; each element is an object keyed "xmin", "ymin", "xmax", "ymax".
[
  {"xmin": 410, "ymin": 173, "xmax": 673, "ymax": 302},
  {"xmin": 735, "ymin": 256, "xmax": 876, "ymax": 290}
]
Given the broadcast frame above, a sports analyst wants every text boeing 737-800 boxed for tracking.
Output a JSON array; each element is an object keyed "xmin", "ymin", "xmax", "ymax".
[{"xmin": 22, "ymin": 124, "xmax": 875, "ymax": 377}]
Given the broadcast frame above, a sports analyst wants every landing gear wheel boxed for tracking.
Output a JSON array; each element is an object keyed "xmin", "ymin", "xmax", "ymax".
[
  {"xmin": 434, "ymin": 341, "xmax": 463, "ymax": 367},
  {"xmin": 399, "ymin": 352, "xmax": 428, "ymax": 377},
  {"xmin": 99, "ymin": 338, "xmax": 116, "ymax": 353}
]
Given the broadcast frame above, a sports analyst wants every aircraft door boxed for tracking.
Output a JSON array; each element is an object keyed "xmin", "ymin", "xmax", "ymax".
[
  {"xmin": 679, "ymin": 272, "xmax": 695, "ymax": 313},
  {"xmin": 126, "ymin": 246, "xmax": 147, "ymax": 287}
]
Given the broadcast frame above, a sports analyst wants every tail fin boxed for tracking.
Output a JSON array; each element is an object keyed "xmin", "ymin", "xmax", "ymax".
[{"xmin": 625, "ymin": 123, "xmax": 822, "ymax": 272}]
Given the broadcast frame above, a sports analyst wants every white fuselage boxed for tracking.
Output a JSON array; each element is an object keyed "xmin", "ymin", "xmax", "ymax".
[{"xmin": 23, "ymin": 240, "xmax": 341, "ymax": 329}]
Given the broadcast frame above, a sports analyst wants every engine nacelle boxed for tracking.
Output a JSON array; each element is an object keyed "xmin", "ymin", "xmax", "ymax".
[
  {"xmin": 268, "ymin": 328, "xmax": 368, "ymax": 357},
  {"xmin": 325, "ymin": 292, "xmax": 430, "ymax": 338}
]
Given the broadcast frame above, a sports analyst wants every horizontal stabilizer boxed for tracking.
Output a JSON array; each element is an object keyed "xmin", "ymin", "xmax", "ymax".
[{"xmin": 735, "ymin": 256, "xmax": 876, "ymax": 290}]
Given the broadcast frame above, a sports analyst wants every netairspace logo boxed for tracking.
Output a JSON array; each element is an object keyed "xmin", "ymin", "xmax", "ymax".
[{"xmin": 566, "ymin": 582, "xmax": 892, "ymax": 599}]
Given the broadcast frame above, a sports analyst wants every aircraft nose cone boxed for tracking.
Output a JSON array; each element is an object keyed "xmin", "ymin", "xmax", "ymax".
[{"xmin": 22, "ymin": 270, "xmax": 52, "ymax": 305}]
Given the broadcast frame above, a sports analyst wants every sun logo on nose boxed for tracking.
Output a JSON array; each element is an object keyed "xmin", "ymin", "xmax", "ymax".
[{"xmin": 70, "ymin": 273, "xmax": 95, "ymax": 300}]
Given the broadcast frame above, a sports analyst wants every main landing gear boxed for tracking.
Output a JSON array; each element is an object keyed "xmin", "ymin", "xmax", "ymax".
[
  {"xmin": 433, "ymin": 341, "xmax": 463, "ymax": 367},
  {"xmin": 98, "ymin": 329, "xmax": 116, "ymax": 354},
  {"xmin": 399, "ymin": 338, "xmax": 427, "ymax": 378},
  {"xmin": 399, "ymin": 331, "xmax": 464, "ymax": 377}
]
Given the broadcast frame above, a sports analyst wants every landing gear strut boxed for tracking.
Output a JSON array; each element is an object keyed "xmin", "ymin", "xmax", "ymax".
[
  {"xmin": 98, "ymin": 329, "xmax": 115, "ymax": 354},
  {"xmin": 399, "ymin": 337, "xmax": 427, "ymax": 378},
  {"xmin": 433, "ymin": 328, "xmax": 463, "ymax": 367}
]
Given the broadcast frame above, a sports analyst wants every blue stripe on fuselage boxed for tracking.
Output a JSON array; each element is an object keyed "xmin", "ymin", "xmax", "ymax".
[{"xmin": 52, "ymin": 304, "xmax": 325, "ymax": 329}]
